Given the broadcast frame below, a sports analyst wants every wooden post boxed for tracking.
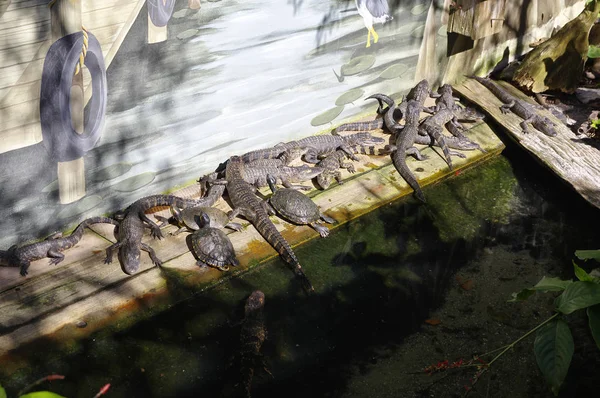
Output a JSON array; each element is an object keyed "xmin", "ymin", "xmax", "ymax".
[
  {"xmin": 188, "ymin": 0, "xmax": 201, "ymax": 10},
  {"xmin": 51, "ymin": 0, "xmax": 86, "ymax": 204},
  {"xmin": 148, "ymin": 1, "xmax": 168, "ymax": 44}
]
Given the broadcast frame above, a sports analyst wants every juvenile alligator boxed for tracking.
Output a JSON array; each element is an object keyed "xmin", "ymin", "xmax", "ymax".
[
  {"xmin": 432, "ymin": 83, "xmax": 486, "ymax": 122},
  {"xmin": 315, "ymin": 149, "xmax": 356, "ymax": 189},
  {"xmin": 104, "ymin": 184, "xmax": 226, "ymax": 275},
  {"xmin": 470, "ymin": 76, "xmax": 558, "ymax": 137},
  {"xmin": 419, "ymin": 108, "xmax": 470, "ymax": 170},
  {"xmin": 241, "ymin": 143, "xmax": 305, "ymax": 165},
  {"xmin": 239, "ymin": 290, "xmax": 270, "ymax": 398},
  {"xmin": 242, "ymin": 162, "xmax": 323, "ymax": 190},
  {"xmin": 299, "ymin": 132, "xmax": 385, "ymax": 163},
  {"xmin": 333, "ymin": 119, "xmax": 385, "ymax": 133},
  {"xmin": 225, "ymin": 156, "xmax": 314, "ymax": 292},
  {"xmin": 0, "ymin": 216, "xmax": 118, "ymax": 276},
  {"xmin": 382, "ymin": 100, "xmax": 427, "ymax": 202}
]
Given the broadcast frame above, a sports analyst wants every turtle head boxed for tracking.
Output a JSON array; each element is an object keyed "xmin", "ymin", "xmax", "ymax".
[
  {"xmin": 194, "ymin": 212, "xmax": 211, "ymax": 229},
  {"xmin": 266, "ymin": 174, "xmax": 278, "ymax": 193}
]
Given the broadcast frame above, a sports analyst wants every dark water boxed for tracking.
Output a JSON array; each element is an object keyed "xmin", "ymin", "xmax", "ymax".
[{"xmin": 2, "ymin": 143, "xmax": 600, "ymax": 398}]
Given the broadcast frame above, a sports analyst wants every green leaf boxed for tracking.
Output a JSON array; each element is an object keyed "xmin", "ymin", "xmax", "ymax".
[
  {"xmin": 508, "ymin": 288, "xmax": 536, "ymax": 302},
  {"xmin": 573, "ymin": 261, "xmax": 595, "ymax": 282},
  {"xmin": 531, "ymin": 276, "xmax": 572, "ymax": 292},
  {"xmin": 0, "ymin": 384, "xmax": 6, "ymax": 398},
  {"xmin": 556, "ymin": 281, "xmax": 600, "ymax": 314},
  {"xmin": 575, "ymin": 249, "xmax": 600, "ymax": 261},
  {"xmin": 534, "ymin": 319, "xmax": 574, "ymax": 396},
  {"xmin": 590, "ymin": 45, "xmax": 600, "ymax": 59},
  {"xmin": 20, "ymin": 392, "xmax": 67, "ymax": 398},
  {"xmin": 508, "ymin": 277, "xmax": 572, "ymax": 302},
  {"xmin": 588, "ymin": 305, "xmax": 600, "ymax": 350}
]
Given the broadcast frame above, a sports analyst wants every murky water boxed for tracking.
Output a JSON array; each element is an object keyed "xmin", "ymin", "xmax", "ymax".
[{"xmin": 2, "ymin": 144, "xmax": 599, "ymax": 397}]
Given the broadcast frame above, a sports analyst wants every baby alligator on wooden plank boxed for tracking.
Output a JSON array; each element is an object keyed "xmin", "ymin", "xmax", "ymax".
[
  {"xmin": 301, "ymin": 132, "xmax": 385, "ymax": 163},
  {"xmin": 239, "ymin": 290, "xmax": 270, "ymax": 398},
  {"xmin": 381, "ymin": 99, "xmax": 427, "ymax": 202},
  {"xmin": 104, "ymin": 184, "xmax": 225, "ymax": 275},
  {"xmin": 225, "ymin": 156, "xmax": 314, "ymax": 293},
  {"xmin": 241, "ymin": 162, "xmax": 324, "ymax": 190},
  {"xmin": 470, "ymin": 76, "xmax": 558, "ymax": 137},
  {"xmin": 0, "ymin": 216, "xmax": 118, "ymax": 276},
  {"xmin": 315, "ymin": 149, "xmax": 356, "ymax": 189}
]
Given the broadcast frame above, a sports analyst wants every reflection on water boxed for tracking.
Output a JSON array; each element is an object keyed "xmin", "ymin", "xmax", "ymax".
[{"xmin": 2, "ymin": 148, "xmax": 600, "ymax": 397}]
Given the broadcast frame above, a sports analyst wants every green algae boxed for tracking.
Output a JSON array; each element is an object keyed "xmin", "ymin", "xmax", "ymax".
[{"xmin": 425, "ymin": 157, "xmax": 517, "ymax": 242}]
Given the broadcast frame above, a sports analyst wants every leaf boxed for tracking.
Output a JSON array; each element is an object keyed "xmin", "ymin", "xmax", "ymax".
[
  {"xmin": 508, "ymin": 277, "xmax": 572, "ymax": 302},
  {"xmin": 20, "ymin": 392, "xmax": 67, "ymax": 398},
  {"xmin": 588, "ymin": 305, "xmax": 600, "ymax": 350},
  {"xmin": 0, "ymin": 384, "xmax": 6, "ymax": 398},
  {"xmin": 588, "ymin": 45, "xmax": 600, "ymax": 58},
  {"xmin": 531, "ymin": 276, "xmax": 572, "ymax": 292},
  {"xmin": 573, "ymin": 261, "xmax": 595, "ymax": 282},
  {"xmin": 534, "ymin": 319, "xmax": 574, "ymax": 396},
  {"xmin": 508, "ymin": 288, "xmax": 536, "ymax": 302},
  {"xmin": 575, "ymin": 249, "xmax": 600, "ymax": 261},
  {"xmin": 556, "ymin": 281, "xmax": 600, "ymax": 314}
]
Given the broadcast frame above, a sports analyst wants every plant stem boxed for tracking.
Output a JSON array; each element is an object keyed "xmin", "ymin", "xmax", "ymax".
[{"xmin": 486, "ymin": 313, "xmax": 559, "ymax": 367}]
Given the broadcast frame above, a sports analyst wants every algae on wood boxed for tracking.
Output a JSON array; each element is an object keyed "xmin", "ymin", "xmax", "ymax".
[{"xmin": 512, "ymin": 0, "xmax": 600, "ymax": 93}]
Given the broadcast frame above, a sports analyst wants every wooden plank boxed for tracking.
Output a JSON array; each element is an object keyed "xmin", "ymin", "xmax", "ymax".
[
  {"xmin": 0, "ymin": 19, "xmax": 49, "ymax": 49},
  {"xmin": 0, "ymin": 122, "xmax": 42, "ymax": 152},
  {"xmin": 455, "ymin": 77, "xmax": 600, "ymax": 209},
  {"xmin": 82, "ymin": 1, "xmax": 140, "ymax": 31},
  {"xmin": 0, "ymin": 117, "xmax": 505, "ymax": 355},
  {"xmin": 447, "ymin": 0, "xmax": 505, "ymax": 40},
  {"xmin": 0, "ymin": 4, "xmax": 49, "ymax": 31}
]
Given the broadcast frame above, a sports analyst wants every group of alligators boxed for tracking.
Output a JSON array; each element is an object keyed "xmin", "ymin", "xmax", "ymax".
[{"xmin": 0, "ymin": 76, "xmax": 559, "ymax": 294}]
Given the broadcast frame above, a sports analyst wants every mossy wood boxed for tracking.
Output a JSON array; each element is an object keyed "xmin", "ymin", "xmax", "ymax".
[
  {"xmin": 512, "ymin": 0, "xmax": 600, "ymax": 93},
  {"xmin": 455, "ymin": 77, "xmax": 600, "ymax": 209},
  {"xmin": 0, "ymin": 115, "xmax": 504, "ymax": 357}
]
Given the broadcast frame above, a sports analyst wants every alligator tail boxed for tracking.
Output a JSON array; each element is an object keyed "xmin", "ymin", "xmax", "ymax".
[
  {"xmin": 349, "ymin": 144, "xmax": 378, "ymax": 156},
  {"xmin": 252, "ymin": 212, "xmax": 314, "ymax": 292},
  {"xmin": 334, "ymin": 119, "xmax": 384, "ymax": 133},
  {"xmin": 392, "ymin": 152, "xmax": 426, "ymax": 203}
]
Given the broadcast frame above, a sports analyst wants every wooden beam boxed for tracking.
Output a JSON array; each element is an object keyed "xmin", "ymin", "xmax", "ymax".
[{"xmin": 455, "ymin": 78, "xmax": 600, "ymax": 209}]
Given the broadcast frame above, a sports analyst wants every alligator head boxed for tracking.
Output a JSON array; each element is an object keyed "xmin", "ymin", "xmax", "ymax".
[
  {"xmin": 119, "ymin": 243, "xmax": 141, "ymax": 275},
  {"xmin": 245, "ymin": 290, "xmax": 265, "ymax": 316},
  {"xmin": 287, "ymin": 165, "xmax": 325, "ymax": 182}
]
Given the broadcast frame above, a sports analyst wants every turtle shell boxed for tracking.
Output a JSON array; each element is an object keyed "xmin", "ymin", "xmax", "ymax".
[
  {"xmin": 191, "ymin": 227, "xmax": 239, "ymax": 270},
  {"xmin": 270, "ymin": 188, "xmax": 320, "ymax": 224},
  {"xmin": 179, "ymin": 206, "xmax": 230, "ymax": 230}
]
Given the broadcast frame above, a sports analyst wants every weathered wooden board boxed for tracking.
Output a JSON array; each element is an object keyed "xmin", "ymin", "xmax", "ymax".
[
  {"xmin": 0, "ymin": 115, "xmax": 505, "ymax": 356},
  {"xmin": 447, "ymin": 0, "xmax": 505, "ymax": 40},
  {"xmin": 455, "ymin": 77, "xmax": 600, "ymax": 209}
]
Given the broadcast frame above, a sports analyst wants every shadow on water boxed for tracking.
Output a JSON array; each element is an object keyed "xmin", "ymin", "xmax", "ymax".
[{"xmin": 2, "ymin": 146, "xmax": 600, "ymax": 397}]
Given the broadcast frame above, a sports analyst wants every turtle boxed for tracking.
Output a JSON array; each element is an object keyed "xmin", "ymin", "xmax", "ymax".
[
  {"xmin": 266, "ymin": 174, "xmax": 336, "ymax": 238},
  {"xmin": 191, "ymin": 212, "xmax": 240, "ymax": 272},
  {"xmin": 156, "ymin": 205, "xmax": 243, "ymax": 235}
]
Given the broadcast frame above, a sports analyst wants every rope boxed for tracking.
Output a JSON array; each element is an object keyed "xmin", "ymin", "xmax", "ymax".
[{"xmin": 47, "ymin": 0, "xmax": 88, "ymax": 76}]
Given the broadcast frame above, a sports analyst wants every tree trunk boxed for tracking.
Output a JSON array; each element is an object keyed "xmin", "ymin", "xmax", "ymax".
[{"xmin": 512, "ymin": 0, "xmax": 600, "ymax": 93}]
